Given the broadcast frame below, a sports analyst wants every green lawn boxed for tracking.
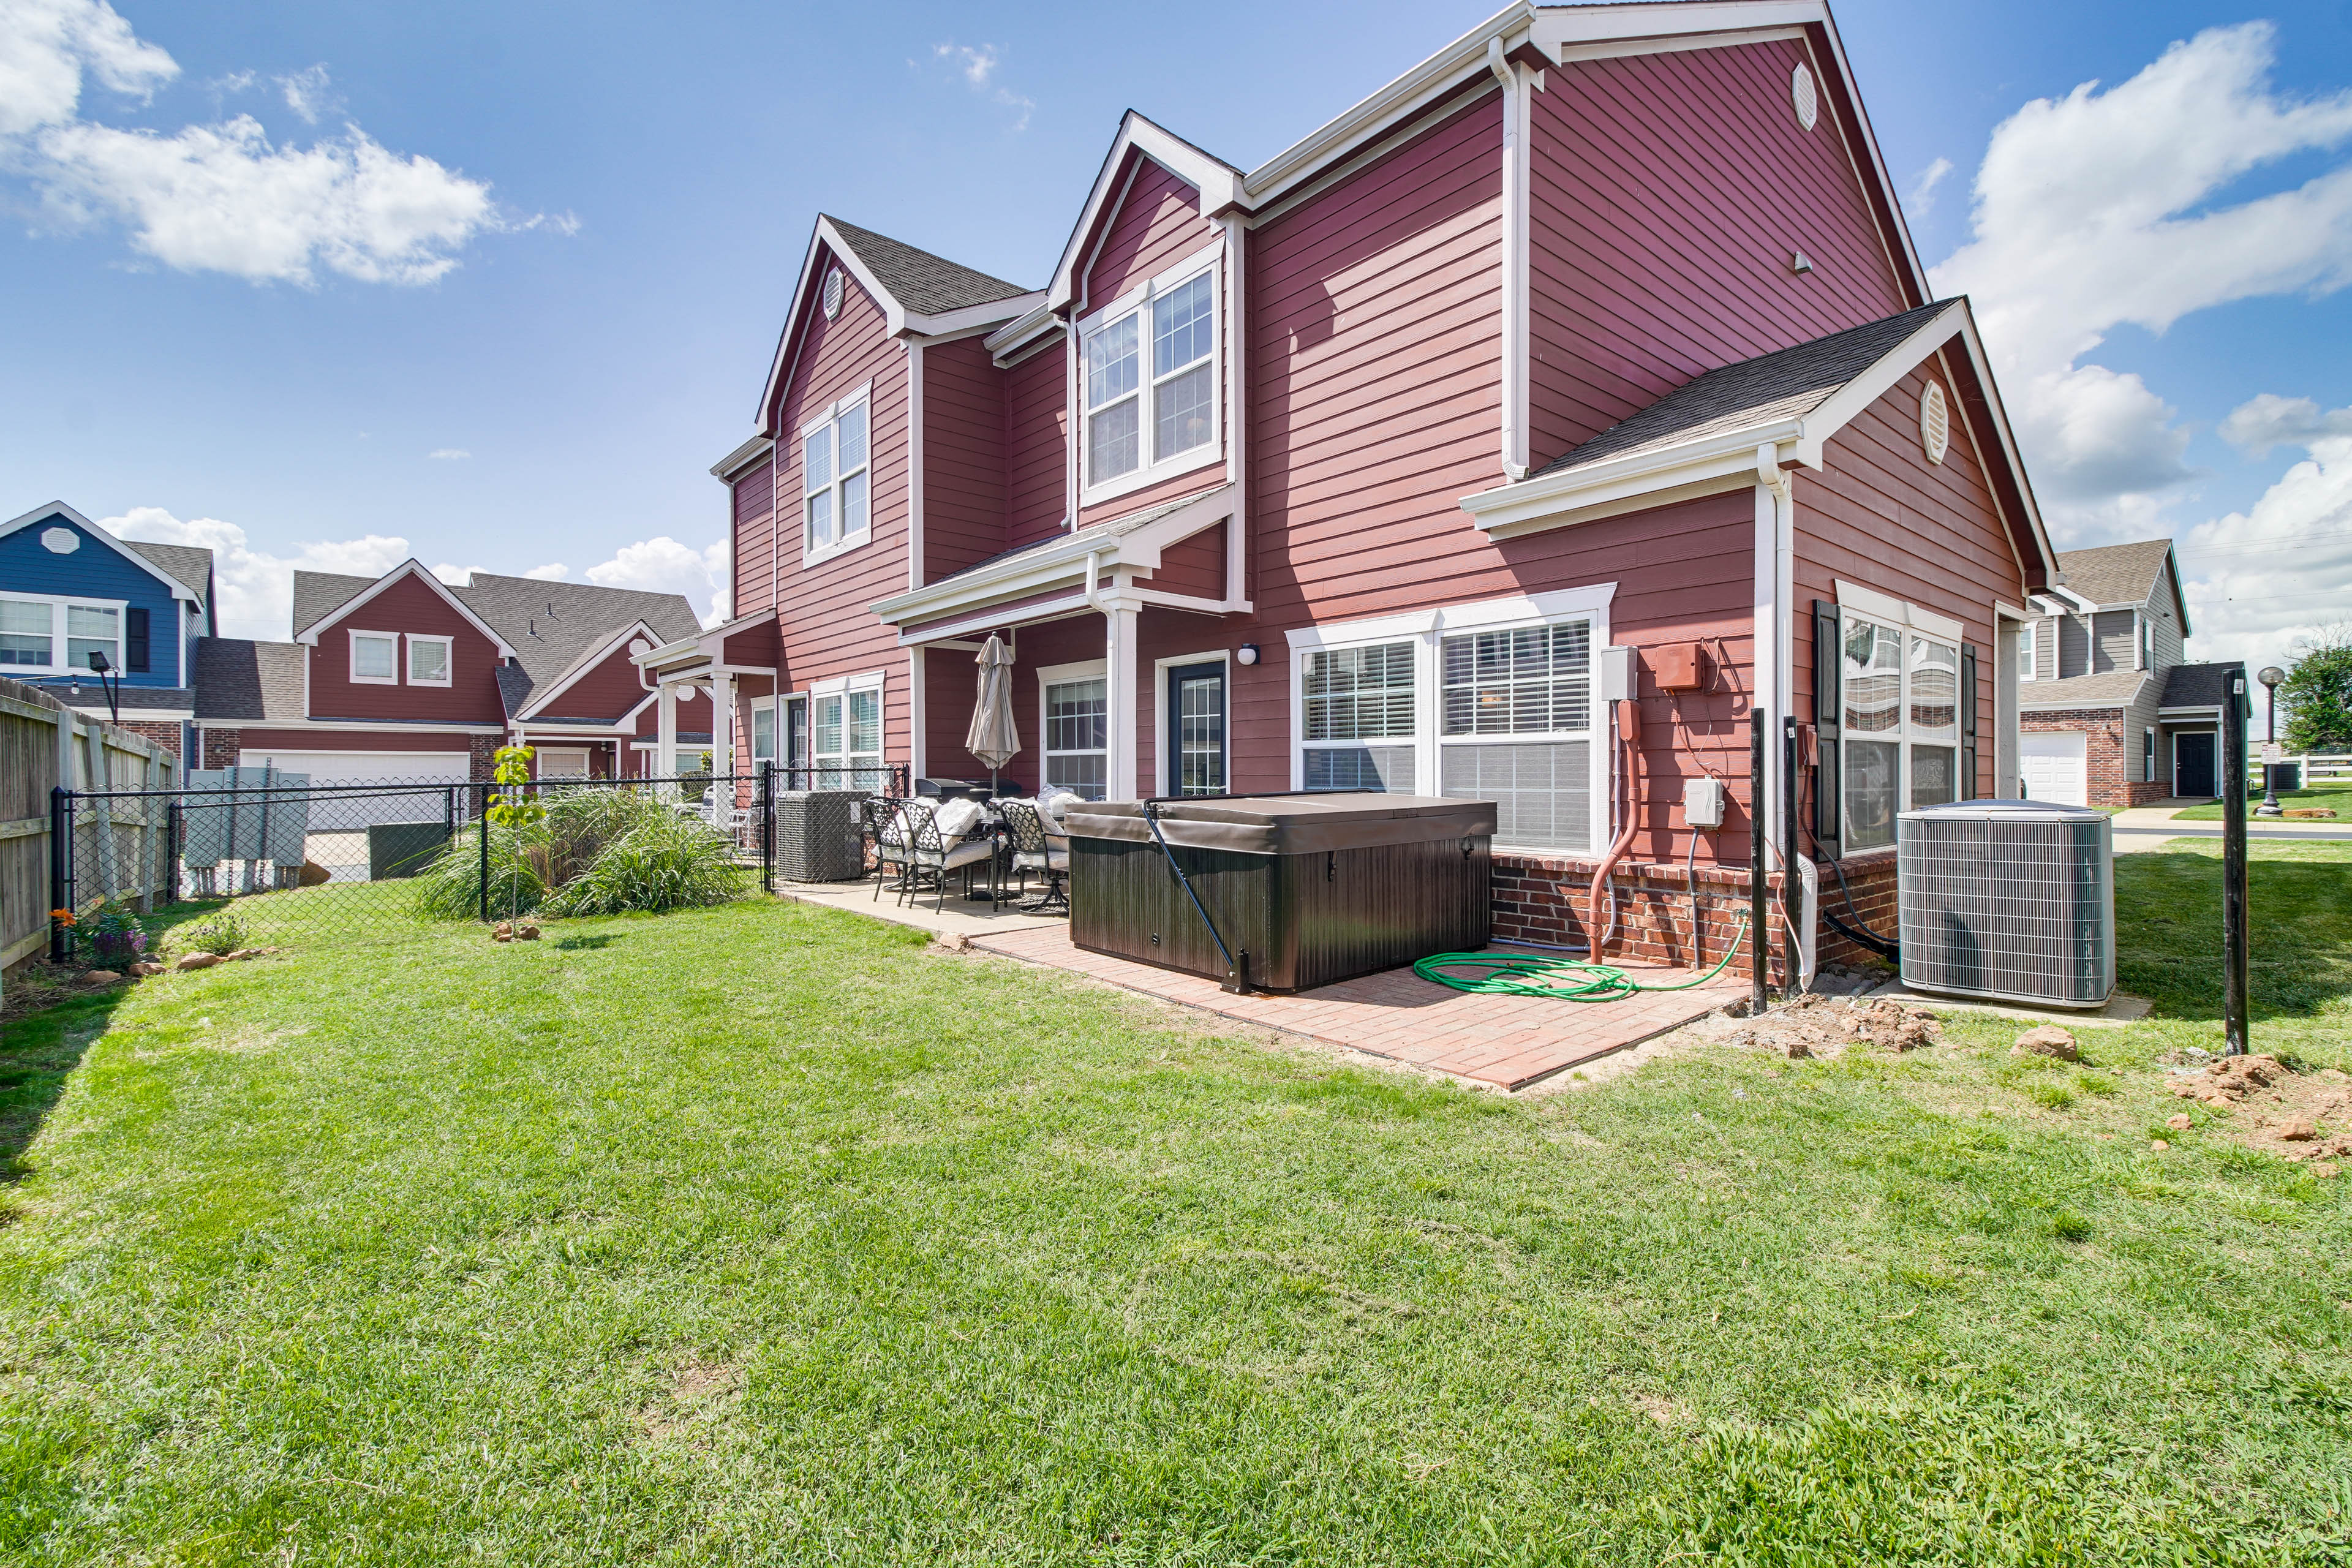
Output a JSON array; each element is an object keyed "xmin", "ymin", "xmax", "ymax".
[
  {"xmin": 1, "ymin": 859, "xmax": 2348, "ymax": 1564},
  {"xmin": 2173, "ymin": 780, "xmax": 2352, "ymax": 820}
]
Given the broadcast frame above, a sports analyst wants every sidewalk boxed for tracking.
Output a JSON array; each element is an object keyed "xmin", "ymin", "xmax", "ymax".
[{"xmin": 2110, "ymin": 799, "xmax": 2352, "ymax": 852}]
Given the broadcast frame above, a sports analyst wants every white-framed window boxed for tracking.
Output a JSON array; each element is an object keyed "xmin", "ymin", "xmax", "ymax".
[
  {"xmin": 1287, "ymin": 586, "xmax": 1614, "ymax": 854},
  {"xmin": 407, "ymin": 633, "xmax": 453, "ymax": 687},
  {"xmin": 1080, "ymin": 247, "xmax": 1219, "ymax": 501},
  {"xmin": 802, "ymin": 384, "xmax": 872, "ymax": 563},
  {"xmin": 0, "ymin": 594, "xmax": 124, "ymax": 673},
  {"xmin": 1840, "ymin": 616, "xmax": 1961, "ymax": 851},
  {"xmin": 750, "ymin": 699, "xmax": 777, "ymax": 767},
  {"xmin": 1038, "ymin": 660, "xmax": 1109, "ymax": 800},
  {"xmin": 2143, "ymin": 727, "xmax": 2155, "ymax": 783},
  {"xmin": 1302, "ymin": 641, "xmax": 1417, "ymax": 793},
  {"xmin": 2137, "ymin": 614, "xmax": 2154, "ymax": 671},
  {"xmin": 349, "ymin": 631, "xmax": 398, "ymax": 684},
  {"xmin": 810, "ymin": 676, "xmax": 884, "ymax": 789},
  {"xmin": 2018, "ymin": 619, "xmax": 2036, "ymax": 681}
]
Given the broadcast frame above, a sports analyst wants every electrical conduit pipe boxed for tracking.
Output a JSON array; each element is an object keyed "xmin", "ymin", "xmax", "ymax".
[{"xmin": 1584, "ymin": 695, "xmax": 1642, "ymax": 957}]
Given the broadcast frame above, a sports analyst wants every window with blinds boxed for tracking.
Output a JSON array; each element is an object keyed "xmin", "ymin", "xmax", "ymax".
[
  {"xmin": 1303, "ymin": 640, "xmax": 1415, "ymax": 793},
  {"xmin": 1438, "ymin": 620, "xmax": 1593, "ymax": 851}
]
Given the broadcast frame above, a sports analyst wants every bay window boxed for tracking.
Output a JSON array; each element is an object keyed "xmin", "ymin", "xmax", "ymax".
[
  {"xmin": 802, "ymin": 387, "xmax": 872, "ymax": 560},
  {"xmin": 1303, "ymin": 641, "xmax": 1416, "ymax": 793},
  {"xmin": 1042, "ymin": 668, "xmax": 1108, "ymax": 799},
  {"xmin": 1082, "ymin": 254, "xmax": 1218, "ymax": 494}
]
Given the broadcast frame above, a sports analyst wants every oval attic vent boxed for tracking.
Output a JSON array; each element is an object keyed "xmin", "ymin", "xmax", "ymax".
[
  {"xmin": 1791, "ymin": 63, "xmax": 1819, "ymax": 130},
  {"xmin": 1920, "ymin": 381, "xmax": 1950, "ymax": 465},
  {"xmin": 821, "ymin": 267, "xmax": 844, "ymax": 319}
]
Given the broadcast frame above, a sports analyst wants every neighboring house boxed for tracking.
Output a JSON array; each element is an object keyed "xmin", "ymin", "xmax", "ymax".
[
  {"xmin": 1, "ymin": 501, "xmax": 217, "ymax": 760},
  {"xmin": 650, "ymin": 0, "xmax": 2064, "ymax": 971},
  {"xmin": 2015, "ymin": 538, "xmax": 2243, "ymax": 805},
  {"xmin": 195, "ymin": 562, "xmax": 704, "ymax": 783}
]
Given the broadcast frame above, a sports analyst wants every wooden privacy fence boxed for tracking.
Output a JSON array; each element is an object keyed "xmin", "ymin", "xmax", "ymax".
[{"xmin": 1, "ymin": 675, "xmax": 177, "ymax": 971}]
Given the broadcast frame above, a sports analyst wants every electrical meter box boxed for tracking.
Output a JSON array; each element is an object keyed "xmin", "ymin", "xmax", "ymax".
[
  {"xmin": 1683, "ymin": 775, "xmax": 1727, "ymax": 831},
  {"xmin": 1599, "ymin": 645, "xmax": 1637, "ymax": 702}
]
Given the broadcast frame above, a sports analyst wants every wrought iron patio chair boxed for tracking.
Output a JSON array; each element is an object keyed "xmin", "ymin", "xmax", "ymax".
[
  {"xmin": 996, "ymin": 798, "xmax": 1069, "ymax": 914},
  {"xmin": 900, "ymin": 797, "xmax": 995, "ymax": 912},
  {"xmin": 867, "ymin": 796, "xmax": 911, "ymax": 900}
]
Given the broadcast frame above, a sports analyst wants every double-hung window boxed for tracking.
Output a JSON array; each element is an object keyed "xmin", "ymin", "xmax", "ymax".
[
  {"xmin": 0, "ymin": 596, "xmax": 123, "ymax": 673},
  {"xmin": 811, "ymin": 679, "xmax": 883, "ymax": 790},
  {"xmin": 802, "ymin": 388, "xmax": 871, "ymax": 560},
  {"xmin": 1302, "ymin": 642, "xmax": 1417, "ymax": 792},
  {"xmin": 1082, "ymin": 255, "xmax": 1217, "ymax": 494},
  {"xmin": 350, "ymin": 631, "xmax": 398, "ymax": 684},
  {"xmin": 750, "ymin": 701, "xmax": 777, "ymax": 769},
  {"xmin": 407, "ymin": 634, "xmax": 452, "ymax": 687},
  {"xmin": 1042, "ymin": 668, "xmax": 1109, "ymax": 799},
  {"xmin": 1839, "ymin": 616, "xmax": 1961, "ymax": 851},
  {"xmin": 1439, "ymin": 623, "xmax": 1594, "ymax": 851},
  {"xmin": 2018, "ymin": 620, "xmax": 2036, "ymax": 681}
]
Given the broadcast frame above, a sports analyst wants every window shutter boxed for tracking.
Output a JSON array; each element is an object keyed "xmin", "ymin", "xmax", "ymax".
[
  {"xmin": 1960, "ymin": 644, "xmax": 1978, "ymax": 801},
  {"xmin": 1812, "ymin": 599, "xmax": 1841, "ymax": 849},
  {"xmin": 126, "ymin": 607, "xmax": 150, "ymax": 673}
]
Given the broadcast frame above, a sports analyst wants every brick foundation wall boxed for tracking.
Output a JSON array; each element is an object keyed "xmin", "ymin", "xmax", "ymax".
[
  {"xmin": 1491, "ymin": 847, "xmax": 1899, "ymax": 987},
  {"xmin": 2021, "ymin": 708, "xmax": 2150, "ymax": 808}
]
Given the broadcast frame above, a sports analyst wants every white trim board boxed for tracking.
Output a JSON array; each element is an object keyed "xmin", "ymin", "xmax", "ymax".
[{"xmin": 296, "ymin": 560, "xmax": 516, "ymax": 658}]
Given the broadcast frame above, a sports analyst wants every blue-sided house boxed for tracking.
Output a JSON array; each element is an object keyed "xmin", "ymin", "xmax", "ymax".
[{"xmin": 1, "ymin": 501, "xmax": 217, "ymax": 758}]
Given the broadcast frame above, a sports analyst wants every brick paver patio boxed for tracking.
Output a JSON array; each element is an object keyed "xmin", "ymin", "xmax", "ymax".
[{"xmin": 968, "ymin": 925, "xmax": 1744, "ymax": 1091}]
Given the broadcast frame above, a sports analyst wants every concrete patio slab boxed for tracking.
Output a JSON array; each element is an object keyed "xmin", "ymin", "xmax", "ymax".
[
  {"xmin": 965, "ymin": 925, "xmax": 1744, "ymax": 1092},
  {"xmin": 773, "ymin": 877, "xmax": 1068, "ymax": 940}
]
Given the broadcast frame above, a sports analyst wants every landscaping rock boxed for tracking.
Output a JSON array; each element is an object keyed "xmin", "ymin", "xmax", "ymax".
[
  {"xmin": 298, "ymin": 859, "xmax": 332, "ymax": 886},
  {"xmin": 176, "ymin": 952, "xmax": 219, "ymax": 971},
  {"xmin": 129, "ymin": 961, "xmax": 166, "ymax": 977},
  {"xmin": 79, "ymin": 970, "xmax": 121, "ymax": 984},
  {"xmin": 2012, "ymin": 1025, "xmax": 2079, "ymax": 1061},
  {"xmin": 1845, "ymin": 998, "xmax": 1940, "ymax": 1052},
  {"xmin": 2279, "ymin": 1117, "xmax": 2320, "ymax": 1142},
  {"xmin": 2166, "ymin": 1113, "xmax": 2194, "ymax": 1131},
  {"xmin": 1784, "ymin": 1038, "xmax": 1812, "ymax": 1060},
  {"xmin": 225, "ymin": 949, "xmax": 263, "ymax": 962},
  {"xmin": 2151, "ymin": 1139, "xmax": 2171, "ymax": 1152}
]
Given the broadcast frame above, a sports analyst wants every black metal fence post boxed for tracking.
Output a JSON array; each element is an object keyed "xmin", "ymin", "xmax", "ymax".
[
  {"xmin": 760, "ymin": 761, "xmax": 776, "ymax": 894},
  {"xmin": 49, "ymin": 785, "xmax": 71, "ymax": 963},
  {"xmin": 477, "ymin": 781, "xmax": 491, "ymax": 924},
  {"xmin": 1782, "ymin": 715, "xmax": 1801, "ymax": 997},
  {"xmin": 162, "ymin": 799, "xmax": 180, "ymax": 907},
  {"xmin": 2222, "ymin": 670, "xmax": 2251, "ymax": 1055},
  {"xmin": 1749, "ymin": 712, "xmax": 1768, "ymax": 1011}
]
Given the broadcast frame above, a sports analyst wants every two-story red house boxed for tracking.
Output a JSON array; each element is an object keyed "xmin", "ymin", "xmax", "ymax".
[
  {"xmin": 196, "ymin": 562, "xmax": 706, "ymax": 783},
  {"xmin": 652, "ymin": 0, "xmax": 2058, "ymax": 976}
]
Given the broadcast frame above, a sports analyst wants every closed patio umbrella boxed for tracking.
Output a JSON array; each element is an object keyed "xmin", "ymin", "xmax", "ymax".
[{"xmin": 965, "ymin": 634, "xmax": 1021, "ymax": 797}]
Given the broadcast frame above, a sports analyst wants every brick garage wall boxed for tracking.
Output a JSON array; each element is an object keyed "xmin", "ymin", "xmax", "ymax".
[
  {"xmin": 200, "ymin": 727, "xmax": 239, "ymax": 769},
  {"xmin": 2019, "ymin": 708, "xmax": 2162, "ymax": 807},
  {"xmin": 105, "ymin": 718, "xmax": 183, "ymax": 761}
]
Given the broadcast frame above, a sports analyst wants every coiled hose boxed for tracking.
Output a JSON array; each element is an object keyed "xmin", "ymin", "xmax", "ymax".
[{"xmin": 1414, "ymin": 911, "xmax": 1749, "ymax": 1003}]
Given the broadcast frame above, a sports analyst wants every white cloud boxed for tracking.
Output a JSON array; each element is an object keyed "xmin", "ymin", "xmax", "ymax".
[
  {"xmin": 1931, "ymin": 23, "xmax": 2352, "ymax": 542},
  {"xmin": 101, "ymin": 506, "xmax": 412, "ymax": 641},
  {"xmin": 276, "ymin": 63, "xmax": 334, "ymax": 124},
  {"xmin": 1908, "ymin": 156, "xmax": 1953, "ymax": 216},
  {"xmin": 1, "ymin": 1, "xmax": 554, "ymax": 285},
  {"xmin": 0, "ymin": 0, "xmax": 175, "ymax": 138},
  {"xmin": 428, "ymin": 447, "xmax": 470, "ymax": 460},
  {"xmin": 2177, "ymin": 402, "xmax": 2352, "ymax": 669},
  {"xmin": 932, "ymin": 40, "xmax": 1034, "ymax": 132},
  {"xmin": 522, "ymin": 562, "xmax": 567, "ymax": 581},
  {"xmin": 581, "ymin": 537, "xmax": 730, "ymax": 626}
]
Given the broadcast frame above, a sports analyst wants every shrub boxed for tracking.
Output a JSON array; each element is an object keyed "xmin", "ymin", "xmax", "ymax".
[
  {"xmin": 183, "ymin": 911, "xmax": 246, "ymax": 956},
  {"xmin": 540, "ymin": 810, "xmax": 745, "ymax": 918},
  {"xmin": 85, "ymin": 900, "xmax": 149, "ymax": 967}
]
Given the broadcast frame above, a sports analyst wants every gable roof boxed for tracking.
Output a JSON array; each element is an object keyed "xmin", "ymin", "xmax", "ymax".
[
  {"xmin": 755, "ymin": 216, "xmax": 1043, "ymax": 437},
  {"xmin": 1047, "ymin": 112, "xmax": 1247, "ymax": 313},
  {"xmin": 194, "ymin": 637, "xmax": 307, "ymax": 722},
  {"xmin": 2054, "ymin": 538, "xmax": 2189, "ymax": 633},
  {"xmin": 293, "ymin": 559, "xmax": 517, "ymax": 657},
  {"xmin": 1528, "ymin": 301, "xmax": 1953, "ymax": 480},
  {"xmin": 453, "ymin": 575, "xmax": 699, "ymax": 692},
  {"xmin": 2162, "ymin": 662, "xmax": 2245, "ymax": 712},
  {"xmin": 292, "ymin": 571, "xmax": 377, "ymax": 637},
  {"xmin": 3, "ymin": 502, "xmax": 207, "ymax": 605},
  {"xmin": 121, "ymin": 539, "xmax": 215, "ymax": 611}
]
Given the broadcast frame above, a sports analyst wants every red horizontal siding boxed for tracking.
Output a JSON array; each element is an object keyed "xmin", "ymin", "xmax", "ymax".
[
  {"xmin": 1085, "ymin": 154, "xmax": 1213, "ymax": 311},
  {"xmin": 1141, "ymin": 521, "xmax": 1225, "ymax": 600},
  {"xmin": 1003, "ymin": 338, "xmax": 1069, "ymax": 551},
  {"xmin": 232, "ymin": 727, "xmax": 490, "ymax": 751},
  {"xmin": 923, "ymin": 336, "xmax": 1008, "ymax": 583},
  {"xmin": 306, "ymin": 573, "xmax": 507, "ymax": 723},
  {"xmin": 1526, "ymin": 37, "xmax": 1912, "ymax": 469},
  {"xmin": 532, "ymin": 641, "xmax": 650, "ymax": 723},
  {"xmin": 731, "ymin": 459, "xmax": 776, "ymax": 622}
]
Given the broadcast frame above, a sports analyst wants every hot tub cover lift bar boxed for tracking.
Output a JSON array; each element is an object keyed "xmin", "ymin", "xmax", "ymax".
[{"xmin": 1139, "ymin": 797, "xmax": 1249, "ymax": 994}]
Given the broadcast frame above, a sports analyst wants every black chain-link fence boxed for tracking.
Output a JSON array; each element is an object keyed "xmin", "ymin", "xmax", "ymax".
[{"xmin": 44, "ymin": 767, "xmax": 822, "ymax": 963}]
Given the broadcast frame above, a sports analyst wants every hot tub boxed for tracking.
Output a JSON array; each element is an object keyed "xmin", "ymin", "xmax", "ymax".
[{"xmin": 1061, "ymin": 793, "xmax": 1496, "ymax": 993}]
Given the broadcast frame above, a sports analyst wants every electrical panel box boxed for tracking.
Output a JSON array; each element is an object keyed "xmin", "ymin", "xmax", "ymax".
[
  {"xmin": 1683, "ymin": 776, "xmax": 1726, "ymax": 831},
  {"xmin": 1652, "ymin": 641, "xmax": 1706, "ymax": 692},
  {"xmin": 1599, "ymin": 645, "xmax": 1637, "ymax": 702}
]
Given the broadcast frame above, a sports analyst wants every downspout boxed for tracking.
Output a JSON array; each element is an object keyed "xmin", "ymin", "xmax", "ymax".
[
  {"xmin": 1756, "ymin": 444, "xmax": 1816, "ymax": 990},
  {"xmin": 1487, "ymin": 38, "xmax": 1529, "ymax": 483}
]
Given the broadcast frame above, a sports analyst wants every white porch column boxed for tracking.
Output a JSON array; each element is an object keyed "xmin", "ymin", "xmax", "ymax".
[
  {"xmin": 1106, "ymin": 603, "xmax": 1141, "ymax": 802},
  {"xmin": 657, "ymin": 678, "xmax": 679, "ymax": 781},
  {"xmin": 712, "ymin": 669, "xmax": 737, "ymax": 776}
]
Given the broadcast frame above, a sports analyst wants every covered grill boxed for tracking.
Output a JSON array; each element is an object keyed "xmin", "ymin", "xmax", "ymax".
[{"xmin": 1062, "ymin": 793, "xmax": 1496, "ymax": 993}]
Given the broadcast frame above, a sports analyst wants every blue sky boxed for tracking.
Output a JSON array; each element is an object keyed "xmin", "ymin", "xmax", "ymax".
[{"xmin": 4, "ymin": 0, "xmax": 2351, "ymax": 663}]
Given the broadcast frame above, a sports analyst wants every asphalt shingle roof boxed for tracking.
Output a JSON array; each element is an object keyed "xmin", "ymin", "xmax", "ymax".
[
  {"xmin": 121, "ymin": 540, "xmax": 213, "ymax": 608},
  {"xmin": 2017, "ymin": 671, "xmax": 2151, "ymax": 710},
  {"xmin": 194, "ymin": 638, "xmax": 307, "ymax": 722},
  {"xmin": 453, "ymin": 572, "xmax": 701, "ymax": 704},
  {"xmin": 291, "ymin": 571, "xmax": 376, "ymax": 638},
  {"xmin": 1529, "ymin": 301, "xmax": 1957, "ymax": 480},
  {"xmin": 2162, "ymin": 662, "xmax": 2245, "ymax": 710},
  {"xmin": 824, "ymin": 216, "xmax": 1031, "ymax": 315},
  {"xmin": 2054, "ymin": 538, "xmax": 2173, "ymax": 608}
]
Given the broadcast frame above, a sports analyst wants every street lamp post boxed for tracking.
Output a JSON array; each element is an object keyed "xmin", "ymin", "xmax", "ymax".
[
  {"xmin": 2256, "ymin": 665, "xmax": 2286, "ymax": 818},
  {"xmin": 67, "ymin": 652, "xmax": 123, "ymax": 726}
]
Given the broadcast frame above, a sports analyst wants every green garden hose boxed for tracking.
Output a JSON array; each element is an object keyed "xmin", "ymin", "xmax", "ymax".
[{"xmin": 1413, "ymin": 911, "xmax": 1749, "ymax": 1003}]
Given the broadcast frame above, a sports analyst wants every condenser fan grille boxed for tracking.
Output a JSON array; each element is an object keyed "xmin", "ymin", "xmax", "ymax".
[{"xmin": 1897, "ymin": 804, "xmax": 2114, "ymax": 1008}]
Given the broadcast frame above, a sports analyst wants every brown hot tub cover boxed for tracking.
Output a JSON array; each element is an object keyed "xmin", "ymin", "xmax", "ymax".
[{"xmin": 1061, "ymin": 793, "xmax": 1497, "ymax": 856}]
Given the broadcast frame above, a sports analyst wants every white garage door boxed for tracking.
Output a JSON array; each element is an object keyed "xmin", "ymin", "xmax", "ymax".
[
  {"xmin": 2019, "ymin": 731, "xmax": 2087, "ymax": 806},
  {"xmin": 237, "ymin": 749, "xmax": 473, "ymax": 831}
]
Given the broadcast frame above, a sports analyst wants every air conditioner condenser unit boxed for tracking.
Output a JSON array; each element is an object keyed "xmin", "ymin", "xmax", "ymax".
[{"xmin": 1896, "ymin": 799, "xmax": 2114, "ymax": 1008}]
